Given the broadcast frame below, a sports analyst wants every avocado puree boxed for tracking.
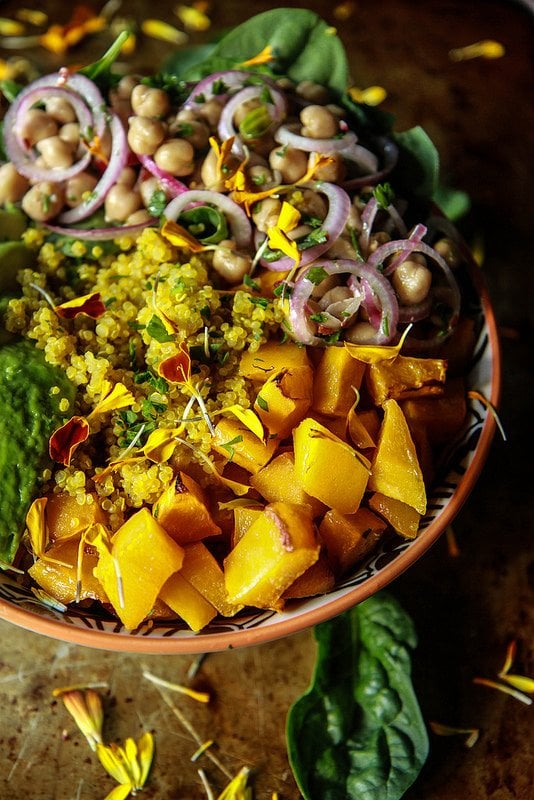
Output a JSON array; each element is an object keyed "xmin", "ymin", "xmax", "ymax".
[{"xmin": 0, "ymin": 339, "xmax": 75, "ymax": 564}]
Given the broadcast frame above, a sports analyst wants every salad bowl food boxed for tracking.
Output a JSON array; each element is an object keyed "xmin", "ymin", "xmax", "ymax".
[{"xmin": 0, "ymin": 10, "xmax": 500, "ymax": 652}]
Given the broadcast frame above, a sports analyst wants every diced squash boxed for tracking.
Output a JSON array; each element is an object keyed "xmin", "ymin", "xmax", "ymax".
[
  {"xmin": 159, "ymin": 572, "xmax": 217, "ymax": 632},
  {"xmin": 46, "ymin": 491, "xmax": 106, "ymax": 542},
  {"xmin": 153, "ymin": 471, "xmax": 221, "ymax": 544},
  {"xmin": 179, "ymin": 541, "xmax": 243, "ymax": 617},
  {"xmin": 312, "ymin": 346, "xmax": 366, "ymax": 417},
  {"xmin": 401, "ymin": 377, "xmax": 467, "ymax": 445},
  {"xmin": 282, "ymin": 553, "xmax": 336, "ymax": 599},
  {"xmin": 233, "ymin": 505, "xmax": 264, "ymax": 545},
  {"xmin": 368, "ymin": 399, "xmax": 427, "ymax": 514},
  {"xmin": 369, "ymin": 492, "xmax": 421, "ymax": 539},
  {"xmin": 319, "ymin": 507, "xmax": 386, "ymax": 575},
  {"xmin": 293, "ymin": 417, "xmax": 371, "ymax": 514},
  {"xmin": 366, "ymin": 355, "xmax": 447, "ymax": 405},
  {"xmin": 308, "ymin": 410, "xmax": 349, "ymax": 441},
  {"xmin": 250, "ymin": 451, "xmax": 325, "ymax": 517},
  {"xmin": 212, "ymin": 417, "xmax": 278, "ymax": 474},
  {"xmin": 436, "ymin": 316, "xmax": 477, "ymax": 374},
  {"xmin": 348, "ymin": 407, "xmax": 379, "ymax": 449},
  {"xmin": 93, "ymin": 509, "xmax": 184, "ymax": 630},
  {"xmin": 254, "ymin": 365, "xmax": 313, "ymax": 439},
  {"xmin": 239, "ymin": 340, "xmax": 310, "ymax": 382},
  {"xmin": 29, "ymin": 537, "xmax": 107, "ymax": 604},
  {"xmin": 256, "ymin": 267, "xmax": 290, "ymax": 298},
  {"xmin": 224, "ymin": 502, "xmax": 320, "ymax": 608}
]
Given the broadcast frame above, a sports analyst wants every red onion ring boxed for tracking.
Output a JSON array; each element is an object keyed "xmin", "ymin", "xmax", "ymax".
[
  {"xmin": 342, "ymin": 137, "xmax": 399, "ymax": 190},
  {"xmin": 289, "ymin": 258, "xmax": 399, "ymax": 346},
  {"xmin": 217, "ymin": 85, "xmax": 287, "ymax": 155},
  {"xmin": 182, "ymin": 70, "xmax": 266, "ymax": 110},
  {"xmin": 137, "ymin": 154, "xmax": 189, "ymax": 197},
  {"xmin": 261, "ymin": 181, "xmax": 351, "ymax": 272},
  {"xmin": 338, "ymin": 142, "xmax": 378, "ymax": 174},
  {"xmin": 376, "ymin": 223, "xmax": 427, "ymax": 275},
  {"xmin": 43, "ymin": 219, "xmax": 156, "ymax": 241},
  {"xmin": 58, "ymin": 113, "xmax": 128, "ymax": 225},
  {"xmin": 397, "ymin": 295, "xmax": 433, "ymax": 323},
  {"xmin": 163, "ymin": 189, "xmax": 252, "ymax": 249},
  {"xmin": 274, "ymin": 124, "xmax": 357, "ymax": 154}
]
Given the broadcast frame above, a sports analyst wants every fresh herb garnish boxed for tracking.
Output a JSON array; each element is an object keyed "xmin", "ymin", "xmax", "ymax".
[
  {"xmin": 306, "ymin": 266, "xmax": 329, "ymax": 285},
  {"xmin": 146, "ymin": 315, "xmax": 175, "ymax": 343},
  {"xmin": 147, "ymin": 189, "xmax": 168, "ymax": 218}
]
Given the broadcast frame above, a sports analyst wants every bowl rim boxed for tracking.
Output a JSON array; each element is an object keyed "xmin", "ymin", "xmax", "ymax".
[{"xmin": 0, "ymin": 256, "xmax": 501, "ymax": 653}]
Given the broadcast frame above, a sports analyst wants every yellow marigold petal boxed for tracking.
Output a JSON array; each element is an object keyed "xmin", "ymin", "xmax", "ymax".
[
  {"xmin": 217, "ymin": 766, "xmax": 252, "ymax": 799},
  {"xmin": 449, "ymin": 40, "xmax": 505, "ymax": 61},
  {"xmin": 0, "ymin": 18, "xmax": 26, "ymax": 36},
  {"xmin": 429, "ymin": 721, "xmax": 480, "ymax": 748},
  {"xmin": 499, "ymin": 674, "xmax": 534, "ymax": 694},
  {"xmin": 217, "ymin": 405, "xmax": 265, "ymax": 442},
  {"xmin": 473, "ymin": 677, "xmax": 533, "ymax": 706},
  {"xmin": 278, "ymin": 200, "xmax": 300, "ymax": 233},
  {"xmin": 141, "ymin": 19, "xmax": 188, "ymax": 45},
  {"xmin": 344, "ymin": 324, "xmax": 412, "ymax": 364},
  {"xmin": 142, "ymin": 427, "xmax": 184, "ymax": 463},
  {"xmin": 16, "ymin": 9, "xmax": 48, "ymax": 26},
  {"xmin": 143, "ymin": 669, "xmax": 211, "ymax": 703},
  {"xmin": 103, "ymin": 784, "xmax": 133, "ymax": 800},
  {"xmin": 297, "ymin": 152, "xmax": 335, "ymax": 184},
  {"xmin": 239, "ymin": 45, "xmax": 274, "ymax": 68},
  {"xmin": 161, "ymin": 218, "xmax": 207, "ymax": 253},
  {"xmin": 55, "ymin": 291, "xmax": 106, "ymax": 319},
  {"xmin": 39, "ymin": 26, "xmax": 66, "ymax": 55},
  {"xmin": 174, "ymin": 4, "xmax": 211, "ymax": 31},
  {"xmin": 90, "ymin": 382, "xmax": 136, "ymax": 417},
  {"xmin": 25, "ymin": 497, "xmax": 48, "ymax": 558},
  {"xmin": 97, "ymin": 743, "xmax": 132, "ymax": 785},
  {"xmin": 267, "ymin": 226, "xmax": 300, "ymax": 266},
  {"xmin": 499, "ymin": 639, "xmax": 517, "ymax": 675},
  {"xmin": 61, "ymin": 689, "xmax": 104, "ymax": 751},
  {"xmin": 137, "ymin": 731, "xmax": 155, "ymax": 786},
  {"xmin": 93, "ymin": 457, "xmax": 145, "ymax": 483},
  {"xmin": 348, "ymin": 85, "xmax": 387, "ymax": 106}
]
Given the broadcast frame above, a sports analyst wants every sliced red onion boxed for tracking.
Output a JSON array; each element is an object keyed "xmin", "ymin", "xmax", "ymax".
[
  {"xmin": 274, "ymin": 124, "xmax": 357, "ymax": 154},
  {"xmin": 137, "ymin": 154, "xmax": 189, "ymax": 197},
  {"xmin": 58, "ymin": 113, "xmax": 128, "ymax": 224},
  {"xmin": 342, "ymin": 136, "xmax": 399, "ymax": 190},
  {"xmin": 43, "ymin": 219, "xmax": 156, "ymax": 241},
  {"xmin": 182, "ymin": 70, "xmax": 266, "ymax": 110},
  {"xmin": 164, "ymin": 189, "xmax": 252, "ymax": 249},
  {"xmin": 289, "ymin": 258, "xmax": 399, "ymax": 346},
  {"xmin": 359, "ymin": 196, "xmax": 379, "ymax": 253},
  {"xmin": 218, "ymin": 85, "xmax": 287, "ymax": 156},
  {"xmin": 339, "ymin": 142, "xmax": 379, "ymax": 174},
  {"xmin": 397, "ymin": 295, "xmax": 433, "ymax": 323},
  {"xmin": 261, "ymin": 181, "xmax": 351, "ymax": 272},
  {"xmin": 378, "ymin": 223, "xmax": 427, "ymax": 275}
]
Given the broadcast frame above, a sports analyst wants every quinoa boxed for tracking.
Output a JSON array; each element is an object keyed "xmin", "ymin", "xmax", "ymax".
[{"xmin": 6, "ymin": 227, "xmax": 285, "ymax": 529}]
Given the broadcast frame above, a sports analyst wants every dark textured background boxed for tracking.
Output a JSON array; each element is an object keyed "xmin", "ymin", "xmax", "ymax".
[{"xmin": 0, "ymin": 1, "xmax": 532, "ymax": 798}]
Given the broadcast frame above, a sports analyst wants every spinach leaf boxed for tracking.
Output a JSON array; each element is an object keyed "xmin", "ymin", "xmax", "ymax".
[
  {"xmin": 287, "ymin": 593, "xmax": 428, "ymax": 800},
  {"xmin": 392, "ymin": 126, "xmax": 440, "ymax": 201}
]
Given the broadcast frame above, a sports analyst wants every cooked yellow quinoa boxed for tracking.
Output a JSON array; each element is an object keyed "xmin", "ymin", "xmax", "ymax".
[{"xmin": 6, "ymin": 227, "xmax": 285, "ymax": 529}]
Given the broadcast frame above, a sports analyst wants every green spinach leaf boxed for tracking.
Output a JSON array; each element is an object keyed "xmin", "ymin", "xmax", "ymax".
[
  {"xmin": 392, "ymin": 126, "xmax": 440, "ymax": 201},
  {"xmin": 287, "ymin": 593, "xmax": 428, "ymax": 800}
]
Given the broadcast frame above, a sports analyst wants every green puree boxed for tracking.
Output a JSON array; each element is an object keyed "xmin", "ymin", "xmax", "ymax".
[{"xmin": 0, "ymin": 339, "xmax": 75, "ymax": 564}]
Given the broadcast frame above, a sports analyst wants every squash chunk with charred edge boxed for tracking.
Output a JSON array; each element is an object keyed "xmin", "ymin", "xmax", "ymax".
[
  {"xmin": 224, "ymin": 502, "xmax": 320, "ymax": 608},
  {"xmin": 233, "ymin": 506, "xmax": 264, "ymax": 546},
  {"xmin": 93, "ymin": 508, "xmax": 184, "ymax": 630},
  {"xmin": 254, "ymin": 365, "xmax": 313, "ymax": 439},
  {"xmin": 46, "ymin": 491, "xmax": 107, "ymax": 543},
  {"xmin": 366, "ymin": 355, "xmax": 447, "ymax": 405},
  {"xmin": 313, "ymin": 346, "xmax": 366, "ymax": 417},
  {"xmin": 239, "ymin": 340, "xmax": 310, "ymax": 382},
  {"xmin": 179, "ymin": 541, "xmax": 243, "ymax": 617},
  {"xmin": 293, "ymin": 417, "xmax": 371, "ymax": 514},
  {"xmin": 250, "ymin": 451, "xmax": 325, "ymax": 517},
  {"xmin": 212, "ymin": 417, "xmax": 278, "ymax": 474},
  {"xmin": 153, "ymin": 471, "xmax": 221, "ymax": 544},
  {"xmin": 29, "ymin": 537, "xmax": 107, "ymax": 604},
  {"xmin": 159, "ymin": 572, "xmax": 217, "ymax": 632},
  {"xmin": 400, "ymin": 377, "xmax": 467, "ymax": 445},
  {"xmin": 319, "ymin": 507, "xmax": 386, "ymax": 575},
  {"xmin": 369, "ymin": 492, "xmax": 421, "ymax": 539},
  {"xmin": 368, "ymin": 399, "xmax": 427, "ymax": 514},
  {"xmin": 282, "ymin": 553, "xmax": 336, "ymax": 599}
]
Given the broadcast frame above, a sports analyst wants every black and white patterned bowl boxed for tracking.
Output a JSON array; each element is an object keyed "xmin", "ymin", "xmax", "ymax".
[{"xmin": 0, "ymin": 254, "xmax": 500, "ymax": 653}]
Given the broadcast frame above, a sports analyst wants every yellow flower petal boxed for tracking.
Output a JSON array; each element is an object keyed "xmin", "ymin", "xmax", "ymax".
[
  {"xmin": 61, "ymin": 689, "xmax": 104, "ymax": 751},
  {"xmin": 16, "ymin": 9, "xmax": 48, "ymax": 26},
  {"xmin": 429, "ymin": 721, "xmax": 480, "ymax": 748},
  {"xmin": 141, "ymin": 19, "xmax": 188, "ymax": 45},
  {"xmin": 97, "ymin": 743, "xmax": 132, "ymax": 785},
  {"xmin": 142, "ymin": 427, "xmax": 184, "ymax": 463},
  {"xmin": 278, "ymin": 201, "xmax": 300, "ymax": 233},
  {"xmin": 348, "ymin": 85, "xmax": 387, "ymax": 106},
  {"xmin": 499, "ymin": 673, "xmax": 534, "ymax": 694},
  {"xmin": 25, "ymin": 497, "xmax": 48, "ymax": 558},
  {"xmin": 217, "ymin": 405, "xmax": 265, "ymax": 442},
  {"xmin": 267, "ymin": 225, "xmax": 300, "ymax": 266},
  {"xmin": 344, "ymin": 324, "xmax": 412, "ymax": 364},
  {"xmin": 217, "ymin": 766, "xmax": 252, "ymax": 799},
  {"xmin": 103, "ymin": 784, "xmax": 133, "ymax": 800},
  {"xmin": 239, "ymin": 45, "xmax": 275, "ymax": 68},
  {"xmin": 161, "ymin": 219, "xmax": 207, "ymax": 253},
  {"xmin": 174, "ymin": 4, "xmax": 211, "ymax": 31},
  {"xmin": 143, "ymin": 670, "xmax": 211, "ymax": 703},
  {"xmin": 473, "ymin": 677, "xmax": 532, "ymax": 706},
  {"xmin": 90, "ymin": 382, "xmax": 136, "ymax": 418},
  {"xmin": 137, "ymin": 731, "xmax": 155, "ymax": 786},
  {"xmin": 449, "ymin": 40, "xmax": 505, "ymax": 62},
  {"xmin": 0, "ymin": 18, "xmax": 25, "ymax": 36}
]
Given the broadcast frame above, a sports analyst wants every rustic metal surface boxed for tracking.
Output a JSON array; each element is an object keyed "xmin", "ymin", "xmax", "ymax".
[{"xmin": 0, "ymin": 1, "xmax": 532, "ymax": 798}]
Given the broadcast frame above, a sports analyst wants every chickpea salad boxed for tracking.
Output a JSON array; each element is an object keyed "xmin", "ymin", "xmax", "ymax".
[{"xmin": 0, "ymin": 19, "xmax": 474, "ymax": 631}]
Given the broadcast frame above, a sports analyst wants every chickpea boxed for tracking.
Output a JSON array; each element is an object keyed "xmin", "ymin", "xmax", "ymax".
[
  {"xmin": 344, "ymin": 321, "xmax": 380, "ymax": 344},
  {"xmin": 21, "ymin": 181, "xmax": 65, "ymax": 222},
  {"xmin": 196, "ymin": 99, "xmax": 223, "ymax": 128},
  {"xmin": 212, "ymin": 240, "xmax": 252, "ymax": 284},
  {"xmin": 139, "ymin": 176, "xmax": 164, "ymax": 207},
  {"xmin": 19, "ymin": 109, "xmax": 58, "ymax": 146},
  {"xmin": 295, "ymin": 80, "xmax": 330, "ymax": 104},
  {"xmin": 36, "ymin": 135, "xmax": 75, "ymax": 169},
  {"xmin": 130, "ymin": 84, "xmax": 170, "ymax": 118},
  {"xmin": 170, "ymin": 115, "xmax": 210, "ymax": 150},
  {"xmin": 248, "ymin": 164, "xmax": 274, "ymax": 187},
  {"xmin": 45, "ymin": 96, "xmax": 76, "ymax": 124},
  {"xmin": 392, "ymin": 258, "xmax": 432, "ymax": 305},
  {"xmin": 126, "ymin": 209, "xmax": 153, "ymax": 225},
  {"xmin": 297, "ymin": 189, "xmax": 327, "ymax": 219},
  {"xmin": 268, "ymin": 145, "xmax": 308, "ymax": 183},
  {"xmin": 0, "ymin": 163, "xmax": 29, "ymax": 204},
  {"xmin": 347, "ymin": 202, "xmax": 362, "ymax": 232},
  {"xmin": 233, "ymin": 97, "xmax": 262, "ymax": 127},
  {"xmin": 115, "ymin": 167, "xmax": 137, "ymax": 187},
  {"xmin": 251, "ymin": 197, "xmax": 282, "ymax": 233},
  {"xmin": 127, "ymin": 116, "xmax": 166, "ymax": 156},
  {"xmin": 116, "ymin": 74, "xmax": 140, "ymax": 100},
  {"xmin": 300, "ymin": 105, "xmax": 339, "ymax": 139},
  {"xmin": 58, "ymin": 122, "xmax": 80, "ymax": 147},
  {"xmin": 307, "ymin": 150, "xmax": 345, "ymax": 182},
  {"xmin": 104, "ymin": 184, "xmax": 143, "ymax": 223},
  {"xmin": 200, "ymin": 148, "xmax": 225, "ymax": 192},
  {"xmin": 64, "ymin": 172, "xmax": 98, "ymax": 207},
  {"xmin": 368, "ymin": 231, "xmax": 390, "ymax": 252},
  {"xmin": 434, "ymin": 237, "xmax": 461, "ymax": 269},
  {"xmin": 327, "ymin": 237, "xmax": 358, "ymax": 260},
  {"xmin": 154, "ymin": 139, "xmax": 195, "ymax": 177}
]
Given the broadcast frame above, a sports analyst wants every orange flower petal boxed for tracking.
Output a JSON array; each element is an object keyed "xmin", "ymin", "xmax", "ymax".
[
  {"xmin": 157, "ymin": 341, "xmax": 191, "ymax": 384},
  {"xmin": 49, "ymin": 415, "xmax": 90, "ymax": 466},
  {"xmin": 55, "ymin": 292, "xmax": 106, "ymax": 320},
  {"xmin": 161, "ymin": 219, "xmax": 206, "ymax": 253}
]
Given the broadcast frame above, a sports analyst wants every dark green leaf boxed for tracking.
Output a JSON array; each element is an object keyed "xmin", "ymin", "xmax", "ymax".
[
  {"xmin": 432, "ymin": 184, "xmax": 471, "ymax": 221},
  {"xmin": 178, "ymin": 205, "xmax": 229, "ymax": 244},
  {"xmin": 306, "ymin": 266, "xmax": 329, "ymax": 285},
  {"xmin": 147, "ymin": 190, "xmax": 168, "ymax": 218},
  {"xmin": 287, "ymin": 593, "xmax": 428, "ymax": 800},
  {"xmin": 146, "ymin": 315, "xmax": 175, "ymax": 343},
  {"xmin": 392, "ymin": 126, "xmax": 440, "ymax": 201}
]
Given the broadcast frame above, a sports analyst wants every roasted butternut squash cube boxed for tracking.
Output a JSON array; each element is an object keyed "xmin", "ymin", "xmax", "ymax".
[
  {"xmin": 368, "ymin": 399, "xmax": 427, "ymax": 514},
  {"xmin": 224, "ymin": 502, "xmax": 320, "ymax": 608},
  {"xmin": 366, "ymin": 355, "xmax": 447, "ymax": 406},
  {"xmin": 93, "ymin": 509, "xmax": 184, "ymax": 630},
  {"xmin": 233, "ymin": 505, "xmax": 264, "ymax": 545},
  {"xmin": 29, "ymin": 537, "xmax": 107, "ymax": 604},
  {"xmin": 46, "ymin": 491, "xmax": 106, "ymax": 542},
  {"xmin": 293, "ymin": 417, "xmax": 371, "ymax": 514},
  {"xmin": 312, "ymin": 346, "xmax": 366, "ymax": 417},
  {"xmin": 282, "ymin": 553, "xmax": 336, "ymax": 599},
  {"xmin": 153, "ymin": 471, "xmax": 221, "ymax": 544},
  {"xmin": 400, "ymin": 377, "xmax": 467, "ymax": 445},
  {"xmin": 348, "ymin": 407, "xmax": 379, "ymax": 449},
  {"xmin": 369, "ymin": 492, "xmax": 421, "ymax": 539},
  {"xmin": 239, "ymin": 340, "xmax": 310, "ymax": 382},
  {"xmin": 179, "ymin": 541, "xmax": 243, "ymax": 617},
  {"xmin": 319, "ymin": 507, "xmax": 386, "ymax": 575},
  {"xmin": 159, "ymin": 572, "xmax": 217, "ymax": 632},
  {"xmin": 212, "ymin": 417, "xmax": 278, "ymax": 474},
  {"xmin": 250, "ymin": 451, "xmax": 325, "ymax": 517},
  {"xmin": 254, "ymin": 365, "xmax": 313, "ymax": 439},
  {"xmin": 256, "ymin": 267, "xmax": 290, "ymax": 298}
]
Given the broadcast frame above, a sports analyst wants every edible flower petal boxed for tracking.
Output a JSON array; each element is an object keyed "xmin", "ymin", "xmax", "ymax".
[
  {"xmin": 89, "ymin": 381, "xmax": 136, "ymax": 418},
  {"xmin": 267, "ymin": 201, "xmax": 302, "ymax": 266},
  {"xmin": 239, "ymin": 45, "xmax": 275, "ymax": 68},
  {"xmin": 429, "ymin": 721, "xmax": 480, "ymax": 748},
  {"xmin": 57, "ymin": 688, "xmax": 104, "ymax": 751},
  {"xmin": 55, "ymin": 291, "xmax": 106, "ymax": 319},
  {"xmin": 49, "ymin": 415, "xmax": 90, "ymax": 466},
  {"xmin": 473, "ymin": 677, "xmax": 532, "ymax": 706},
  {"xmin": 161, "ymin": 219, "xmax": 207, "ymax": 253},
  {"xmin": 449, "ymin": 40, "xmax": 505, "ymax": 62},
  {"xmin": 142, "ymin": 427, "xmax": 184, "ymax": 463},
  {"xmin": 348, "ymin": 85, "xmax": 387, "ymax": 106},
  {"xmin": 39, "ymin": 6, "xmax": 106, "ymax": 55},
  {"xmin": 142, "ymin": 669, "xmax": 211, "ymax": 703},
  {"xmin": 97, "ymin": 732, "xmax": 155, "ymax": 798},
  {"xmin": 498, "ymin": 640, "xmax": 534, "ymax": 694},
  {"xmin": 344, "ymin": 323, "xmax": 412, "ymax": 363},
  {"xmin": 25, "ymin": 497, "xmax": 48, "ymax": 558},
  {"xmin": 174, "ymin": 4, "xmax": 212, "ymax": 31},
  {"xmin": 141, "ymin": 18, "xmax": 188, "ymax": 45},
  {"xmin": 217, "ymin": 405, "xmax": 265, "ymax": 442},
  {"xmin": 158, "ymin": 341, "xmax": 192, "ymax": 384}
]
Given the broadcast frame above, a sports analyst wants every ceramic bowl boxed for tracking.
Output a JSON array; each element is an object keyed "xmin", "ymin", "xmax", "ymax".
[{"xmin": 0, "ymin": 249, "xmax": 500, "ymax": 653}]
